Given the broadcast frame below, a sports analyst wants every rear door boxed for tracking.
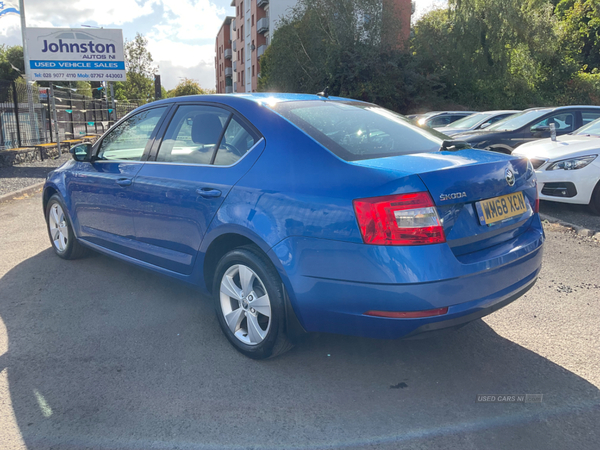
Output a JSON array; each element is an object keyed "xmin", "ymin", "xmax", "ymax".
[
  {"xmin": 130, "ymin": 103, "xmax": 264, "ymax": 274},
  {"xmin": 68, "ymin": 106, "xmax": 169, "ymax": 253}
]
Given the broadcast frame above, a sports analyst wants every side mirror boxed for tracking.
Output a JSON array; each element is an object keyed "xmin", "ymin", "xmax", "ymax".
[
  {"xmin": 530, "ymin": 125, "xmax": 550, "ymax": 133},
  {"xmin": 70, "ymin": 143, "xmax": 93, "ymax": 162},
  {"xmin": 479, "ymin": 122, "xmax": 491, "ymax": 129}
]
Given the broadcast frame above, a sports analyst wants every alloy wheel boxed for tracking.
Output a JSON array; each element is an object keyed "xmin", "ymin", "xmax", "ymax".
[
  {"xmin": 219, "ymin": 264, "xmax": 272, "ymax": 345},
  {"xmin": 48, "ymin": 203, "xmax": 68, "ymax": 252}
]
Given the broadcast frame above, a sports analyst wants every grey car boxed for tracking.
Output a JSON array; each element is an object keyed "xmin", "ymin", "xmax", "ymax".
[{"xmin": 436, "ymin": 110, "xmax": 520, "ymax": 136}]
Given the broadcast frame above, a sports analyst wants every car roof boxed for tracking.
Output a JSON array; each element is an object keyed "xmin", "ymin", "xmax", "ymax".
[
  {"xmin": 521, "ymin": 105, "xmax": 600, "ymax": 113},
  {"xmin": 147, "ymin": 93, "xmax": 359, "ymax": 108},
  {"xmin": 484, "ymin": 110, "xmax": 521, "ymax": 114}
]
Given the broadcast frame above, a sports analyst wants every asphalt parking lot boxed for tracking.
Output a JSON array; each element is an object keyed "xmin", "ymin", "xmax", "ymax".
[
  {"xmin": 540, "ymin": 200, "xmax": 600, "ymax": 232},
  {"xmin": 1, "ymin": 193, "xmax": 599, "ymax": 450}
]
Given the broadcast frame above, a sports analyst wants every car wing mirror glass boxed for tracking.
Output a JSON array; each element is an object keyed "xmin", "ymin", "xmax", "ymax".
[
  {"xmin": 70, "ymin": 143, "xmax": 93, "ymax": 162},
  {"xmin": 479, "ymin": 122, "xmax": 491, "ymax": 129}
]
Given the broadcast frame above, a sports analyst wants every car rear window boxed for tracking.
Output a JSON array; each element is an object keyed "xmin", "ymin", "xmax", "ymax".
[{"xmin": 271, "ymin": 101, "xmax": 444, "ymax": 162}]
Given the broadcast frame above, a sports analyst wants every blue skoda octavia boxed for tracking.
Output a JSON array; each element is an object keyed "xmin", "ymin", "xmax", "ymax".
[{"xmin": 43, "ymin": 94, "xmax": 544, "ymax": 359}]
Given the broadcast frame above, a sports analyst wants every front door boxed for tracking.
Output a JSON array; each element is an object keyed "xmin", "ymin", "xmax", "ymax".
[
  {"xmin": 67, "ymin": 106, "xmax": 169, "ymax": 254},
  {"xmin": 130, "ymin": 104, "xmax": 263, "ymax": 274}
]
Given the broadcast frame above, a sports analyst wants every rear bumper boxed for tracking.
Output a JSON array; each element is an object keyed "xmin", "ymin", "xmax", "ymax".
[{"xmin": 269, "ymin": 219, "xmax": 544, "ymax": 340}]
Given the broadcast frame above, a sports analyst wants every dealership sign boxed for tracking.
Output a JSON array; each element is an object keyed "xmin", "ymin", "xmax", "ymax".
[{"xmin": 25, "ymin": 28, "xmax": 126, "ymax": 82}]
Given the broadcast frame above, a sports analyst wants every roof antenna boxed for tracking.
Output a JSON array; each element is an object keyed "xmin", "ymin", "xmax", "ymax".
[{"xmin": 317, "ymin": 86, "xmax": 329, "ymax": 98}]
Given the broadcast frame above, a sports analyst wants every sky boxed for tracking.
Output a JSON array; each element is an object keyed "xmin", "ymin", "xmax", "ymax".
[{"xmin": 0, "ymin": 0, "xmax": 446, "ymax": 90}]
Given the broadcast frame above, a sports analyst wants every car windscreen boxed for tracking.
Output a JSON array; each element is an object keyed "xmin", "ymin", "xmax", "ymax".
[
  {"xmin": 486, "ymin": 109, "xmax": 550, "ymax": 131},
  {"xmin": 576, "ymin": 117, "xmax": 600, "ymax": 136},
  {"xmin": 442, "ymin": 112, "xmax": 490, "ymax": 129},
  {"xmin": 271, "ymin": 101, "xmax": 445, "ymax": 162}
]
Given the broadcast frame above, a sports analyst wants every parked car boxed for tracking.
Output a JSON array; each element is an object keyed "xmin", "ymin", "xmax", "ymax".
[
  {"xmin": 43, "ymin": 94, "xmax": 544, "ymax": 359},
  {"xmin": 435, "ymin": 110, "xmax": 520, "ymax": 136},
  {"xmin": 413, "ymin": 111, "xmax": 478, "ymax": 128},
  {"xmin": 513, "ymin": 117, "xmax": 600, "ymax": 214},
  {"xmin": 453, "ymin": 106, "xmax": 600, "ymax": 154}
]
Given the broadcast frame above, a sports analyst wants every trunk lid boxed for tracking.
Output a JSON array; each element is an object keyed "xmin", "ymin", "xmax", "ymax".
[{"xmin": 352, "ymin": 149, "xmax": 537, "ymax": 256}]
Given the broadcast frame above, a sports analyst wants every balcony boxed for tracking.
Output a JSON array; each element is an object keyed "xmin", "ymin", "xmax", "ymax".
[
  {"xmin": 232, "ymin": 40, "xmax": 237, "ymax": 51},
  {"xmin": 232, "ymin": 18, "xmax": 236, "ymax": 31},
  {"xmin": 257, "ymin": 17, "xmax": 269, "ymax": 34},
  {"xmin": 233, "ymin": 61, "xmax": 237, "ymax": 72},
  {"xmin": 257, "ymin": 0, "xmax": 268, "ymax": 7},
  {"xmin": 225, "ymin": 67, "xmax": 233, "ymax": 77},
  {"xmin": 257, "ymin": 44, "xmax": 267, "ymax": 58},
  {"xmin": 224, "ymin": 48, "xmax": 232, "ymax": 59},
  {"xmin": 233, "ymin": 82, "xmax": 237, "ymax": 92},
  {"xmin": 225, "ymin": 86, "xmax": 233, "ymax": 94}
]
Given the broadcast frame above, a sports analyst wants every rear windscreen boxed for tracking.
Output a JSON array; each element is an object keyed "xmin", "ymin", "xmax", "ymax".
[{"xmin": 271, "ymin": 101, "xmax": 445, "ymax": 162}]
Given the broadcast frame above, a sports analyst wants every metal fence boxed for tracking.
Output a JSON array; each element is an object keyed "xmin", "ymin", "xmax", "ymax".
[
  {"xmin": 52, "ymin": 89, "xmax": 140, "ymax": 142},
  {"xmin": 0, "ymin": 80, "xmax": 47, "ymax": 150},
  {"xmin": 0, "ymin": 79, "xmax": 141, "ymax": 151}
]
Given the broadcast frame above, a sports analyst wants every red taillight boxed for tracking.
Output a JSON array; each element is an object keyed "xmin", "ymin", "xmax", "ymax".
[
  {"xmin": 353, "ymin": 192, "xmax": 446, "ymax": 246},
  {"xmin": 364, "ymin": 307, "xmax": 449, "ymax": 318}
]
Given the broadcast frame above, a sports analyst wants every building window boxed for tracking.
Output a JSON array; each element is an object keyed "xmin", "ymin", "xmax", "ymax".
[
  {"xmin": 252, "ymin": 15, "xmax": 254, "ymax": 26},
  {"xmin": 252, "ymin": 65, "xmax": 255, "ymax": 77},
  {"xmin": 240, "ymin": 1, "xmax": 243, "ymax": 16}
]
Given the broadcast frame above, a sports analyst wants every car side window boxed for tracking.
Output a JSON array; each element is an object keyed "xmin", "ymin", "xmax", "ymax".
[
  {"xmin": 488, "ymin": 114, "xmax": 510, "ymax": 125},
  {"xmin": 582, "ymin": 112, "xmax": 600, "ymax": 125},
  {"xmin": 429, "ymin": 116, "xmax": 452, "ymax": 127},
  {"xmin": 531, "ymin": 113, "xmax": 575, "ymax": 132},
  {"xmin": 213, "ymin": 117, "xmax": 258, "ymax": 166},
  {"xmin": 157, "ymin": 105, "xmax": 230, "ymax": 164},
  {"xmin": 97, "ymin": 107, "xmax": 167, "ymax": 161}
]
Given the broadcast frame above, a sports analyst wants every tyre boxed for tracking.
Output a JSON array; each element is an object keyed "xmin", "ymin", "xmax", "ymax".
[
  {"xmin": 213, "ymin": 246, "xmax": 294, "ymax": 359},
  {"xmin": 45, "ymin": 194, "xmax": 89, "ymax": 260},
  {"xmin": 590, "ymin": 181, "xmax": 600, "ymax": 215}
]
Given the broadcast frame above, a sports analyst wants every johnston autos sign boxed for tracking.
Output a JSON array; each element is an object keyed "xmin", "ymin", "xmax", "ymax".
[{"xmin": 24, "ymin": 28, "xmax": 126, "ymax": 82}]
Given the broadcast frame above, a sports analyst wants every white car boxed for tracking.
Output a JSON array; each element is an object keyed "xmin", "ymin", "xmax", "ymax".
[{"xmin": 513, "ymin": 118, "xmax": 600, "ymax": 214}]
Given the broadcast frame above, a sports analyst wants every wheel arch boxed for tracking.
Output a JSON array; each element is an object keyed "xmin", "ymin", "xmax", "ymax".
[{"xmin": 199, "ymin": 227, "xmax": 307, "ymax": 338}]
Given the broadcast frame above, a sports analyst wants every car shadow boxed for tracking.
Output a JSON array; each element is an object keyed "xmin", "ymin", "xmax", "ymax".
[{"xmin": 1, "ymin": 248, "xmax": 599, "ymax": 450}]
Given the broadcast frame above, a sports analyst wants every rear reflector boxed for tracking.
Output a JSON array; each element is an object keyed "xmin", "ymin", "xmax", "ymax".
[
  {"xmin": 353, "ymin": 192, "xmax": 446, "ymax": 245},
  {"xmin": 364, "ymin": 307, "xmax": 449, "ymax": 319}
]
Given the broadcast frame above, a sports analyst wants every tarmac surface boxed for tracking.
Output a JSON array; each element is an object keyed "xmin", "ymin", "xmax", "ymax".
[{"xmin": 0, "ymin": 193, "xmax": 599, "ymax": 450}]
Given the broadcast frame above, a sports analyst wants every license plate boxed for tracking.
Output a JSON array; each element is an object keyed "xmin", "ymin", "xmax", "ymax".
[{"xmin": 475, "ymin": 192, "xmax": 528, "ymax": 226}]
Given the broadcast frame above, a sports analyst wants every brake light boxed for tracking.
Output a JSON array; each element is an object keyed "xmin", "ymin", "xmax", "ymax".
[{"xmin": 353, "ymin": 192, "xmax": 446, "ymax": 245}]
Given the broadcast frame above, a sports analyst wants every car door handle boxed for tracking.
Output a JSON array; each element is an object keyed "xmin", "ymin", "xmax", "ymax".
[
  {"xmin": 196, "ymin": 188, "xmax": 222, "ymax": 198},
  {"xmin": 116, "ymin": 178, "xmax": 133, "ymax": 187}
]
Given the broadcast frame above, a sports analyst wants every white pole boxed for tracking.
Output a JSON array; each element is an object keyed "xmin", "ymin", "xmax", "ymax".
[
  {"xmin": 18, "ymin": 0, "xmax": 29, "ymax": 79},
  {"xmin": 50, "ymin": 83, "xmax": 61, "ymax": 155},
  {"xmin": 18, "ymin": 0, "xmax": 40, "ymax": 143}
]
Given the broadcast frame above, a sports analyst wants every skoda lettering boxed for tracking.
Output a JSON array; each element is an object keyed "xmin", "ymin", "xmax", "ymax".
[{"xmin": 440, "ymin": 192, "xmax": 467, "ymax": 201}]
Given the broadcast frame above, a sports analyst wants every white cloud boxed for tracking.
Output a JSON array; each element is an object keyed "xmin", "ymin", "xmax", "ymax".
[
  {"xmin": 145, "ymin": 0, "xmax": 226, "ymax": 90},
  {"xmin": 412, "ymin": 0, "xmax": 447, "ymax": 20},
  {"xmin": 158, "ymin": 59, "xmax": 216, "ymax": 92}
]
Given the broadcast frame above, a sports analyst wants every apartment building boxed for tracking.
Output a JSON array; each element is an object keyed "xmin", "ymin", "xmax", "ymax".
[
  {"xmin": 215, "ymin": 16, "xmax": 235, "ymax": 94},
  {"xmin": 215, "ymin": 0, "xmax": 412, "ymax": 94}
]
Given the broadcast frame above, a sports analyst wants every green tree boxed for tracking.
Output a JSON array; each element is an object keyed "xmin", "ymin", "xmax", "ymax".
[
  {"xmin": 0, "ymin": 45, "xmax": 24, "ymax": 82},
  {"xmin": 258, "ymin": 0, "xmax": 415, "ymax": 110},
  {"xmin": 169, "ymin": 78, "xmax": 209, "ymax": 97},
  {"xmin": 411, "ymin": 0, "xmax": 572, "ymax": 109},
  {"xmin": 556, "ymin": 0, "xmax": 600, "ymax": 72},
  {"xmin": 122, "ymin": 33, "xmax": 157, "ymax": 103}
]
